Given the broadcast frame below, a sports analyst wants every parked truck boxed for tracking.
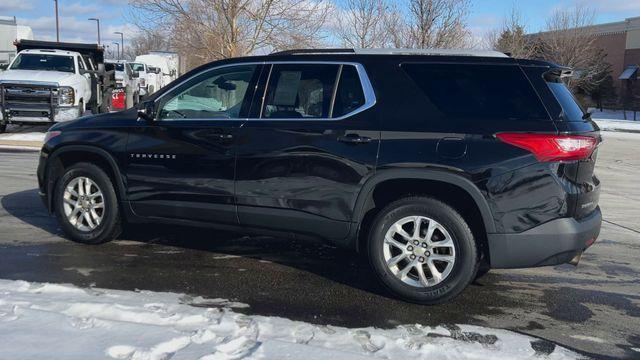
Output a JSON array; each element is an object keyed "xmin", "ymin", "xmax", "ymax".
[
  {"xmin": 135, "ymin": 51, "xmax": 180, "ymax": 89},
  {"xmin": 0, "ymin": 40, "xmax": 115, "ymax": 133}
]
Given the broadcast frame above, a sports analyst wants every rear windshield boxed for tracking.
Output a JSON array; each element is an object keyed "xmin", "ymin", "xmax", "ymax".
[
  {"xmin": 10, "ymin": 54, "xmax": 75, "ymax": 73},
  {"xmin": 547, "ymin": 82, "xmax": 586, "ymax": 122},
  {"xmin": 402, "ymin": 64, "xmax": 548, "ymax": 121}
]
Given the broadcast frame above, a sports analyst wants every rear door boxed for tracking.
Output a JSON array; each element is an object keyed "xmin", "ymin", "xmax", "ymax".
[
  {"xmin": 235, "ymin": 62, "xmax": 379, "ymax": 241},
  {"xmin": 125, "ymin": 63, "xmax": 262, "ymax": 224}
]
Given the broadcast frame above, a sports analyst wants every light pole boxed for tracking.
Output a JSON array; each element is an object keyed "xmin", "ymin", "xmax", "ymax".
[
  {"xmin": 114, "ymin": 32, "xmax": 124, "ymax": 58},
  {"xmin": 53, "ymin": 0, "xmax": 60, "ymax": 42},
  {"xmin": 112, "ymin": 42, "xmax": 120, "ymax": 60},
  {"xmin": 88, "ymin": 18, "xmax": 100, "ymax": 44}
]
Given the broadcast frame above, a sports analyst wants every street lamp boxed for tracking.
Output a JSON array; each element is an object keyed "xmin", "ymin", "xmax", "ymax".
[
  {"xmin": 88, "ymin": 18, "xmax": 100, "ymax": 44},
  {"xmin": 53, "ymin": 0, "xmax": 60, "ymax": 42},
  {"xmin": 114, "ymin": 31, "xmax": 124, "ymax": 58},
  {"xmin": 112, "ymin": 42, "xmax": 120, "ymax": 60}
]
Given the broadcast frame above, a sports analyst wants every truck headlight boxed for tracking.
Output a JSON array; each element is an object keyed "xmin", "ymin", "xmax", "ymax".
[{"xmin": 58, "ymin": 87, "xmax": 75, "ymax": 106}]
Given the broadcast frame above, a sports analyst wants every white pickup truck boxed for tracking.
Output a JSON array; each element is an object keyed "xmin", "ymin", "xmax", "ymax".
[
  {"xmin": 0, "ymin": 49, "xmax": 90, "ymax": 132},
  {"xmin": 0, "ymin": 40, "xmax": 113, "ymax": 133}
]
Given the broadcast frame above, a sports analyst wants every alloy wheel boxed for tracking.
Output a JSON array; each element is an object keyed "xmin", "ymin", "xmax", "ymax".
[{"xmin": 383, "ymin": 216, "xmax": 456, "ymax": 287}]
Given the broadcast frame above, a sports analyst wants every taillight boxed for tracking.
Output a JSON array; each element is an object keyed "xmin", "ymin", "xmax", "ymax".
[{"xmin": 496, "ymin": 133, "xmax": 598, "ymax": 162}]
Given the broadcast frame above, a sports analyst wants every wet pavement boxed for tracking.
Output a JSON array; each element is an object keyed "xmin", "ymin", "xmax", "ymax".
[{"xmin": 0, "ymin": 132, "xmax": 639, "ymax": 359}]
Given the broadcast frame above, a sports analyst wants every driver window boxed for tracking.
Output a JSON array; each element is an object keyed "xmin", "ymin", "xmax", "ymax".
[{"xmin": 158, "ymin": 65, "xmax": 256, "ymax": 120}]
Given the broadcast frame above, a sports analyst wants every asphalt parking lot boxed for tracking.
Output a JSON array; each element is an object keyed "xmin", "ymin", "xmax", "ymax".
[{"xmin": 0, "ymin": 130, "xmax": 638, "ymax": 359}]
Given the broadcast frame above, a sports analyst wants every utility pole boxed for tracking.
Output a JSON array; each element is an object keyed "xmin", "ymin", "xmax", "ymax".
[
  {"xmin": 112, "ymin": 42, "xmax": 120, "ymax": 60},
  {"xmin": 114, "ymin": 32, "xmax": 124, "ymax": 59},
  {"xmin": 88, "ymin": 18, "xmax": 100, "ymax": 44},
  {"xmin": 54, "ymin": 0, "xmax": 60, "ymax": 42}
]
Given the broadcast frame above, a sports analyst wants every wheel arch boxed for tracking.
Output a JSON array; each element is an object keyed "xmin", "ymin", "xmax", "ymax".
[
  {"xmin": 44, "ymin": 145, "xmax": 126, "ymax": 213},
  {"xmin": 350, "ymin": 169, "xmax": 495, "ymax": 253}
]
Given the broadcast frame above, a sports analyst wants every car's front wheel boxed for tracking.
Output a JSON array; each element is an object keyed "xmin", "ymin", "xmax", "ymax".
[
  {"xmin": 368, "ymin": 196, "xmax": 478, "ymax": 304},
  {"xmin": 54, "ymin": 163, "xmax": 121, "ymax": 244}
]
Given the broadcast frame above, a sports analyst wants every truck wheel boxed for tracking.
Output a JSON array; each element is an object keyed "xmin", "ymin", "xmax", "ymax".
[
  {"xmin": 368, "ymin": 196, "xmax": 478, "ymax": 304},
  {"xmin": 54, "ymin": 162, "xmax": 121, "ymax": 244},
  {"xmin": 77, "ymin": 100, "xmax": 84, "ymax": 118}
]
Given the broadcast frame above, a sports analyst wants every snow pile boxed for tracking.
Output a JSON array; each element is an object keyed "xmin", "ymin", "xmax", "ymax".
[
  {"xmin": 0, "ymin": 279, "xmax": 580, "ymax": 360},
  {"xmin": 0, "ymin": 132, "xmax": 46, "ymax": 142}
]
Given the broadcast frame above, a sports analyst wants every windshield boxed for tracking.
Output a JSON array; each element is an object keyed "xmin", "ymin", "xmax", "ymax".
[
  {"xmin": 10, "ymin": 54, "xmax": 75, "ymax": 73},
  {"xmin": 547, "ymin": 82, "xmax": 586, "ymax": 121},
  {"xmin": 130, "ymin": 63, "xmax": 145, "ymax": 72}
]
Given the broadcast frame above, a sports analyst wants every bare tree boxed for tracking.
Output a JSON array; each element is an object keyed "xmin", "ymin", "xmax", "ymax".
[
  {"xmin": 128, "ymin": 0, "xmax": 331, "ymax": 69},
  {"xmin": 488, "ymin": 7, "xmax": 539, "ymax": 58},
  {"xmin": 336, "ymin": 0, "xmax": 389, "ymax": 48},
  {"xmin": 535, "ymin": 6, "xmax": 610, "ymax": 93},
  {"xmin": 383, "ymin": 3, "xmax": 411, "ymax": 48},
  {"xmin": 123, "ymin": 29, "xmax": 170, "ymax": 60},
  {"xmin": 406, "ymin": 0, "xmax": 471, "ymax": 49}
]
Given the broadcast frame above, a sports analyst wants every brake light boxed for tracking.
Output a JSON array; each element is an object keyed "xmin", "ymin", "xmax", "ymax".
[{"xmin": 496, "ymin": 133, "xmax": 598, "ymax": 162}]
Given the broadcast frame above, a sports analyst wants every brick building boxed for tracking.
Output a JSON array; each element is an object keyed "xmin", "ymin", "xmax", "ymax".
[{"xmin": 587, "ymin": 16, "xmax": 640, "ymax": 95}]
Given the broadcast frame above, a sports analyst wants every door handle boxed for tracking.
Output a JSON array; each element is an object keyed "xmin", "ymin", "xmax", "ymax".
[{"xmin": 338, "ymin": 134, "xmax": 371, "ymax": 144}]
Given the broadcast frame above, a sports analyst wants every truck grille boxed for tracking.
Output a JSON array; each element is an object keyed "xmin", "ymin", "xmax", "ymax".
[{"xmin": 1, "ymin": 83, "xmax": 58, "ymax": 121}]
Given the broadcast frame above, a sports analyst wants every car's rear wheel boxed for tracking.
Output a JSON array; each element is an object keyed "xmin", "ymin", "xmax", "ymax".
[
  {"xmin": 54, "ymin": 163, "xmax": 121, "ymax": 244},
  {"xmin": 368, "ymin": 196, "xmax": 478, "ymax": 304}
]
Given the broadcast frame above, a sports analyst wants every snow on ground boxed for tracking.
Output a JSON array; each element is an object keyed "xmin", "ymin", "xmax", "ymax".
[
  {"xmin": 589, "ymin": 108, "xmax": 640, "ymax": 133},
  {"xmin": 0, "ymin": 132, "xmax": 46, "ymax": 142},
  {"xmin": 0, "ymin": 279, "xmax": 581, "ymax": 360}
]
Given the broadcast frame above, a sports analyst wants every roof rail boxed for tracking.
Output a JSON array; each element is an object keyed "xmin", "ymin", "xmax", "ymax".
[
  {"xmin": 269, "ymin": 47, "xmax": 509, "ymax": 58},
  {"xmin": 354, "ymin": 48, "xmax": 509, "ymax": 58},
  {"xmin": 269, "ymin": 48, "xmax": 355, "ymax": 56}
]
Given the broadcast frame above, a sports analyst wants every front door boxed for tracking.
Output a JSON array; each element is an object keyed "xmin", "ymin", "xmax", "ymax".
[
  {"xmin": 235, "ymin": 62, "xmax": 379, "ymax": 241},
  {"xmin": 125, "ymin": 63, "xmax": 261, "ymax": 225}
]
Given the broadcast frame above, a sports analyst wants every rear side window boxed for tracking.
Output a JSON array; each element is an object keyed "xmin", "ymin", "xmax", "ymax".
[
  {"xmin": 262, "ymin": 64, "xmax": 339, "ymax": 119},
  {"xmin": 402, "ymin": 64, "xmax": 548, "ymax": 121},
  {"xmin": 547, "ymin": 82, "xmax": 585, "ymax": 122}
]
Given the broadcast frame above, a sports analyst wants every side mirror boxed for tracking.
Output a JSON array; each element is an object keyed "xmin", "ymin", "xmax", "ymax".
[
  {"xmin": 137, "ymin": 100, "xmax": 155, "ymax": 122},
  {"xmin": 132, "ymin": 71, "xmax": 140, "ymax": 78},
  {"xmin": 97, "ymin": 63, "xmax": 105, "ymax": 73},
  {"xmin": 155, "ymin": 68, "xmax": 161, "ymax": 74}
]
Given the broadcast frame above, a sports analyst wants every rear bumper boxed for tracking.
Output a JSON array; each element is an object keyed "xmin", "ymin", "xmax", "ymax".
[{"xmin": 488, "ymin": 207, "xmax": 602, "ymax": 269}]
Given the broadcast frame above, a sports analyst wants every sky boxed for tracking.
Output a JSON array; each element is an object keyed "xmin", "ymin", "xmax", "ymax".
[{"xmin": 1, "ymin": 0, "xmax": 639, "ymax": 52}]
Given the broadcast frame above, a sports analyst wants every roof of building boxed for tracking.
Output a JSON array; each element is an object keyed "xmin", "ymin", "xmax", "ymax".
[{"xmin": 531, "ymin": 16, "xmax": 640, "ymax": 37}]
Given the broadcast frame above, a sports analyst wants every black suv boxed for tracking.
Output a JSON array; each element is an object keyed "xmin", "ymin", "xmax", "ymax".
[{"xmin": 37, "ymin": 49, "xmax": 602, "ymax": 304}]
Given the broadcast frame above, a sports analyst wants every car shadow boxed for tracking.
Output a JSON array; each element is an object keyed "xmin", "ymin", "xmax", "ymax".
[
  {"xmin": 1, "ymin": 188, "xmax": 60, "ymax": 235},
  {"xmin": 1, "ymin": 188, "xmax": 512, "ymax": 324}
]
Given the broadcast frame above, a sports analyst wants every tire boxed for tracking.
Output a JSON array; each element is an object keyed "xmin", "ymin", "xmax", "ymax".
[
  {"xmin": 0, "ymin": 123, "xmax": 6, "ymax": 134},
  {"xmin": 54, "ymin": 162, "xmax": 121, "ymax": 244},
  {"xmin": 368, "ymin": 196, "xmax": 478, "ymax": 304}
]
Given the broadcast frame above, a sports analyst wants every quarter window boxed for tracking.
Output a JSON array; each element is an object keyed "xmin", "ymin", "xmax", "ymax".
[
  {"xmin": 332, "ymin": 65, "xmax": 366, "ymax": 118},
  {"xmin": 158, "ymin": 65, "xmax": 257, "ymax": 120},
  {"xmin": 262, "ymin": 64, "xmax": 340, "ymax": 119},
  {"xmin": 402, "ymin": 63, "xmax": 548, "ymax": 121}
]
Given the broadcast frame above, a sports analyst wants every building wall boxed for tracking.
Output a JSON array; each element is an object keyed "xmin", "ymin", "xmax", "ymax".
[{"xmin": 594, "ymin": 32, "xmax": 627, "ymax": 93}]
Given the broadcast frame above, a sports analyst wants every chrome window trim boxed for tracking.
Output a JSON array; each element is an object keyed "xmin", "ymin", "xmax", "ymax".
[{"xmin": 154, "ymin": 60, "xmax": 376, "ymax": 122}]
